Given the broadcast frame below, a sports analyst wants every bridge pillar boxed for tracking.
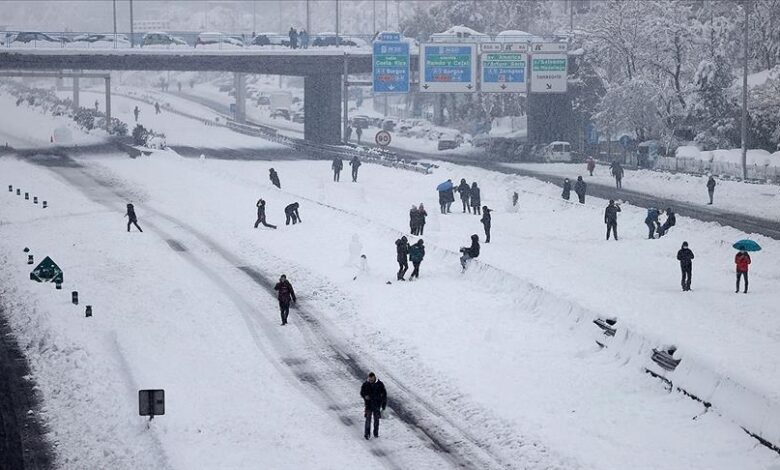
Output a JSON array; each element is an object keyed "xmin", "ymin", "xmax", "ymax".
[
  {"xmin": 304, "ymin": 74, "xmax": 341, "ymax": 145},
  {"xmin": 72, "ymin": 76, "xmax": 80, "ymax": 110},
  {"xmin": 233, "ymin": 72, "xmax": 246, "ymax": 123},
  {"xmin": 104, "ymin": 76, "xmax": 111, "ymax": 130}
]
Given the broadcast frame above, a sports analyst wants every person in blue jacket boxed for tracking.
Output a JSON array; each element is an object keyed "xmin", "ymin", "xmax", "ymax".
[
  {"xmin": 408, "ymin": 239, "xmax": 425, "ymax": 279},
  {"xmin": 645, "ymin": 207, "xmax": 661, "ymax": 239}
]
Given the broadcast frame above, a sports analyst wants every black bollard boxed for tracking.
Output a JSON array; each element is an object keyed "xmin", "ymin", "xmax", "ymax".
[
  {"xmin": 23, "ymin": 247, "xmax": 29, "ymax": 253},
  {"xmin": 27, "ymin": 254, "xmax": 33, "ymax": 264},
  {"xmin": 8, "ymin": 185, "xmax": 11, "ymax": 192},
  {"xmin": 85, "ymin": 305, "xmax": 92, "ymax": 317},
  {"xmin": 24, "ymin": 192, "xmax": 28, "ymax": 200},
  {"xmin": 71, "ymin": 291, "xmax": 79, "ymax": 305},
  {"xmin": 42, "ymin": 201, "xmax": 48, "ymax": 208},
  {"xmin": 16, "ymin": 189, "xmax": 20, "ymax": 195},
  {"xmin": 55, "ymin": 280, "xmax": 62, "ymax": 290},
  {"xmin": 33, "ymin": 196, "xmax": 38, "ymax": 204}
]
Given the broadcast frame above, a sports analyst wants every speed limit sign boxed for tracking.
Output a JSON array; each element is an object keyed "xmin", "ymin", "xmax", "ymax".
[{"xmin": 375, "ymin": 130, "xmax": 392, "ymax": 147}]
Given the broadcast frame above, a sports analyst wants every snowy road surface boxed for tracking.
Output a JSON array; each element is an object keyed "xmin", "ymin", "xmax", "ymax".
[{"xmin": 1, "ymin": 150, "xmax": 778, "ymax": 469}]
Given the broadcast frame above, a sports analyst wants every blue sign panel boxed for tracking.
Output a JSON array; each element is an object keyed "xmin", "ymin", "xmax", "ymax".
[
  {"xmin": 378, "ymin": 32, "xmax": 401, "ymax": 42},
  {"xmin": 373, "ymin": 41, "xmax": 410, "ymax": 93},
  {"xmin": 481, "ymin": 51, "xmax": 527, "ymax": 92},
  {"xmin": 419, "ymin": 44, "xmax": 477, "ymax": 92}
]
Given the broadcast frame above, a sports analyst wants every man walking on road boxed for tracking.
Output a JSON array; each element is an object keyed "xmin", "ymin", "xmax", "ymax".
[
  {"xmin": 274, "ymin": 274, "xmax": 296, "ymax": 325},
  {"xmin": 604, "ymin": 199, "xmax": 621, "ymax": 240},
  {"xmin": 395, "ymin": 236, "xmax": 410, "ymax": 281},
  {"xmin": 707, "ymin": 176, "xmax": 716, "ymax": 204},
  {"xmin": 349, "ymin": 156, "xmax": 361, "ymax": 182},
  {"xmin": 361, "ymin": 372, "xmax": 387, "ymax": 440},
  {"xmin": 332, "ymin": 157, "xmax": 343, "ymax": 182},
  {"xmin": 611, "ymin": 161, "xmax": 624, "ymax": 189},
  {"xmin": 133, "ymin": 106, "xmax": 140, "ymax": 122},
  {"xmin": 677, "ymin": 241, "xmax": 694, "ymax": 291}
]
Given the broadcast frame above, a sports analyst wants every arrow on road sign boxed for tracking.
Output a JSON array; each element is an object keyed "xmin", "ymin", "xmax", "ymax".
[
  {"xmin": 500, "ymin": 84, "xmax": 507, "ymax": 90},
  {"xmin": 546, "ymin": 83, "xmax": 552, "ymax": 90},
  {"xmin": 466, "ymin": 84, "xmax": 473, "ymax": 90},
  {"xmin": 422, "ymin": 84, "xmax": 430, "ymax": 89}
]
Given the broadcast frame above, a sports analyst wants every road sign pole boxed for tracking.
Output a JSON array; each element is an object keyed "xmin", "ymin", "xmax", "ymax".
[{"xmin": 343, "ymin": 53, "xmax": 349, "ymax": 143}]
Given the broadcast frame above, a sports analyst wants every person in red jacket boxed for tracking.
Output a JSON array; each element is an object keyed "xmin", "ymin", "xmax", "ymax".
[{"xmin": 735, "ymin": 251, "xmax": 751, "ymax": 293}]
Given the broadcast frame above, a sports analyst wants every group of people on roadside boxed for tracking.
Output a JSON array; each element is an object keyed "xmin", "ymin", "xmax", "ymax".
[
  {"xmin": 331, "ymin": 156, "xmax": 362, "ymax": 183},
  {"xmin": 254, "ymin": 199, "xmax": 301, "ymax": 228},
  {"xmin": 287, "ymin": 27, "xmax": 310, "ymax": 49}
]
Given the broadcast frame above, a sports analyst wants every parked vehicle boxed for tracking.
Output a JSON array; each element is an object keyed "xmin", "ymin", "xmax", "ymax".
[
  {"xmin": 438, "ymin": 132, "xmax": 462, "ymax": 151},
  {"xmin": 543, "ymin": 141, "xmax": 572, "ymax": 162},
  {"xmin": 351, "ymin": 115, "xmax": 370, "ymax": 129},
  {"xmin": 381, "ymin": 119, "xmax": 396, "ymax": 132},
  {"xmin": 70, "ymin": 33, "xmax": 130, "ymax": 48},
  {"xmin": 256, "ymin": 95, "xmax": 271, "ymax": 106},
  {"xmin": 195, "ymin": 32, "xmax": 244, "ymax": 48},
  {"xmin": 7, "ymin": 31, "xmax": 66, "ymax": 47},
  {"xmin": 141, "ymin": 32, "xmax": 188, "ymax": 48},
  {"xmin": 311, "ymin": 34, "xmax": 368, "ymax": 48},
  {"xmin": 270, "ymin": 108, "xmax": 291, "ymax": 120}
]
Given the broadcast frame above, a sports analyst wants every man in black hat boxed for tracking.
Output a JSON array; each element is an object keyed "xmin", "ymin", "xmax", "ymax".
[
  {"xmin": 360, "ymin": 372, "xmax": 387, "ymax": 440},
  {"xmin": 676, "ymin": 242, "xmax": 694, "ymax": 291}
]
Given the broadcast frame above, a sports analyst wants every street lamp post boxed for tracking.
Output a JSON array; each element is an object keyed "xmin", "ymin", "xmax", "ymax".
[
  {"xmin": 741, "ymin": 0, "xmax": 750, "ymax": 180},
  {"xmin": 129, "ymin": 0, "xmax": 134, "ymax": 48},
  {"xmin": 112, "ymin": 0, "xmax": 117, "ymax": 47}
]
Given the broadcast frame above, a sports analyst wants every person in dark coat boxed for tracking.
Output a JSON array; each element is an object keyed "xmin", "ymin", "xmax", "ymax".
[
  {"xmin": 288, "ymin": 27, "xmax": 298, "ymax": 49},
  {"xmin": 676, "ymin": 241, "xmax": 694, "ymax": 291},
  {"xmin": 604, "ymin": 199, "xmax": 621, "ymax": 240},
  {"xmin": 457, "ymin": 178, "xmax": 471, "ymax": 213},
  {"xmin": 408, "ymin": 239, "xmax": 425, "ymax": 279},
  {"xmin": 274, "ymin": 274, "xmax": 296, "ymax": 325},
  {"xmin": 480, "ymin": 206, "xmax": 492, "ymax": 243},
  {"xmin": 395, "ymin": 236, "xmax": 409, "ymax": 280},
  {"xmin": 438, "ymin": 187, "xmax": 448, "ymax": 214},
  {"xmin": 133, "ymin": 105, "xmax": 140, "ymax": 122},
  {"xmin": 284, "ymin": 202, "xmax": 301, "ymax": 225},
  {"xmin": 409, "ymin": 205, "xmax": 419, "ymax": 235},
  {"xmin": 345, "ymin": 125, "xmax": 353, "ymax": 142},
  {"xmin": 735, "ymin": 250, "xmax": 751, "ymax": 293},
  {"xmin": 360, "ymin": 372, "xmax": 387, "ymax": 440},
  {"xmin": 154, "ymin": 102, "xmax": 161, "ymax": 114},
  {"xmin": 645, "ymin": 208, "xmax": 660, "ymax": 239},
  {"xmin": 445, "ymin": 185, "xmax": 455, "ymax": 213},
  {"xmin": 417, "ymin": 203, "xmax": 427, "ymax": 235},
  {"xmin": 125, "ymin": 203, "xmax": 143, "ymax": 232},
  {"xmin": 611, "ymin": 161, "xmax": 624, "ymax": 188},
  {"xmin": 459, "ymin": 234, "xmax": 480, "ymax": 271},
  {"xmin": 512, "ymin": 191, "xmax": 519, "ymax": 207},
  {"xmin": 355, "ymin": 126, "xmax": 363, "ymax": 144},
  {"xmin": 658, "ymin": 207, "xmax": 676, "ymax": 237},
  {"xmin": 586, "ymin": 156, "xmax": 596, "ymax": 176},
  {"xmin": 574, "ymin": 176, "xmax": 586, "ymax": 204},
  {"xmin": 332, "ymin": 157, "xmax": 343, "ymax": 182},
  {"xmin": 707, "ymin": 176, "xmax": 716, "ymax": 204},
  {"xmin": 254, "ymin": 198, "xmax": 277, "ymax": 229},
  {"xmin": 349, "ymin": 156, "xmax": 361, "ymax": 182},
  {"xmin": 470, "ymin": 182, "xmax": 481, "ymax": 215},
  {"xmin": 561, "ymin": 178, "xmax": 571, "ymax": 200},
  {"xmin": 269, "ymin": 168, "xmax": 281, "ymax": 189}
]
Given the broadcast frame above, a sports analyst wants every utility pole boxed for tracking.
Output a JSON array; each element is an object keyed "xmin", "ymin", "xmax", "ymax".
[
  {"xmin": 252, "ymin": 1, "xmax": 256, "ymax": 35},
  {"xmin": 569, "ymin": 0, "xmax": 574, "ymax": 32},
  {"xmin": 306, "ymin": 0, "xmax": 311, "ymax": 34},
  {"xmin": 385, "ymin": 0, "xmax": 388, "ymax": 30},
  {"xmin": 336, "ymin": 0, "xmax": 340, "ymax": 43},
  {"xmin": 112, "ymin": 0, "xmax": 117, "ymax": 47},
  {"xmin": 129, "ymin": 0, "xmax": 134, "ymax": 48},
  {"xmin": 396, "ymin": 0, "xmax": 400, "ymax": 30},
  {"xmin": 373, "ymin": 0, "xmax": 376, "ymax": 34},
  {"xmin": 741, "ymin": 0, "xmax": 750, "ymax": 179}
]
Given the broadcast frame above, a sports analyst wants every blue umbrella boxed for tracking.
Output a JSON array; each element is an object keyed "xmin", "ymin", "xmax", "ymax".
[
  {"xmin": 733, "ymin": 239, "xmax": 761, "ymax": 252},
  {"xmin": 436, "ymin": 180, "xmax": 453, "ymax": 192}
]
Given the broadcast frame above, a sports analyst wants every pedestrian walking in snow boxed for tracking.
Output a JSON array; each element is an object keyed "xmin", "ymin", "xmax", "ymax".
[
  {"xmin": 332, "ymin": 157, "xmax": 343, "ymax": 182},
  {"xmin": 561, "ymin": 178, "xmax": 571, "ymax": 200},
  {"xmin": 94, "ymin": 99, "xmax": 99, "ymax": 111},
  {"xmin": 409, "ymin": 239, "xmax": 425, "ymax": 279},
  {"xmin": 459, "ymin": 234, "xmax": 480, "ymax": 272},
  {"xmin": 355, "ymin": 126, "xmax": 363, "ymax": 144},
  {"xmin": 611, "ymin": 161, "xmax": 624, "ymax": 189},
  {"xmin": 345, "ymin": 125, "xmax": 352, "ymax": 142},
  {"xmin": 604, "ymin": 199, "xmax": 621, "ymax": 240},
  {"xmin": 284, "ymin": 202, "xmax": 301, "ymax": 225},
  {"xmin": 349, "ymin": 156, "xmax": 361, "ymax": 182},
  {"xmin": 133, "ymin": 105, "xmax": 140, "ymax": 122},
  {"xmin": 658, "ymin": 207, "xmax": 676, "ymax": 237},
  {"xmin": 457, "ymin": 178, "xmax": 471, "ymax": 213},
  {"xmin": 512, "ymin": 191, "xmax": 519, "ymax": 207},
  {"xmin": 417, "ymin": 203, "xmax": 427, "ymax": 235},
  {"xmin": 395, "ymin": 236, "xmax": 410, "ymax": 281},
  {"xmin": 480, "ymin": 206, "xmax": 492, "ymax": 243},
  {"xmin": 645, "ymin": 208, "xmax": 661, "ymax": 239},
  {"xmin": 735, "ymin": 250, "xmax": 751, "ymax": 293},
  {"xmin": 177, "ymin": 81, "xmax": 182, "ymax": 92},
  {"xmin": 269, "ymin": 168, "xmax": 281, "ymax": 189},
  {"xmin": 274, "ymin": 274, "xmax": 297, "ymax": 325},
  {"xmin": 300, "ymin": 29, "xmax": 310, "ymax": 49},
  {"xmin": 125, "ymin": 203, "xmax": 143, "ymax": 232},
  {"xmin": 677, "ymin": 241, "xmax": 694, "ymax": 291},
  {"xmin": 470, "ymin": 182, "xmax": 481, "ymax": 215},
  {"xmin": 574, "ymin": 176, "xmax": 587, "ymax": 204},
  {"xmin": 254, "ymin": 198, "xmax": 277, "ymax": 229},
  {"xmin": 154, "ymin": 102, "xmax": 161, "ymax": 114},
  {"xmin": 707, "ymin": 176, "xmax": 716, "ymax": 204},
  {"xmin": 409, "ymin": 205, "xmax": 419, "ymax": 235},
  {"xmin": 586, "ymin": 156, "xmax": 596, "ymax": 176},
  {"xmin": 361, "ymin": 372, "xmax": 387, "ymax": 440},
  {"xmin": 288, "ymin": 27, "xmax": 298, "ymax": 49}
]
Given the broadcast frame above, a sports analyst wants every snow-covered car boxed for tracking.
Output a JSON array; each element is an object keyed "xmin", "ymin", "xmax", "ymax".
[
  {"xmin": 141, "ymin": 32, "xmax": 188, "ymax": 48},
  {"xmin": 291, "ymin": 112, "xmax": 305, "ymax": 124},
  {"xmin": 7, "ymin": 31, "xmax": 66, "ymax": 48},
  {"xmin": 270, "ymin": 108, "xmax": 290, "ymax": 120},
  {"xmin": 311, "ymin": 33, "xmax": 368, "ymax": 48},
  {"xmin": 248, "ymin": 33, "xmax": 289, "ymax": 48},
  {"xmin": 437, "ymin": 131, "xmax": 463, "ymax": 151},
  {"xmin": 430, "ymin": 25, "xmax": 491, "ymax": 43},
  {"xmin": 350, "ymin": 115, "xmax": 370, "ymax": 129},
  {"xmin": 70, "ymin": 33, "xmax": 131, "ymax": 48},
  {"xmin": 195, "ymin": 32, "xmax": 244, "ymax": 49}
]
